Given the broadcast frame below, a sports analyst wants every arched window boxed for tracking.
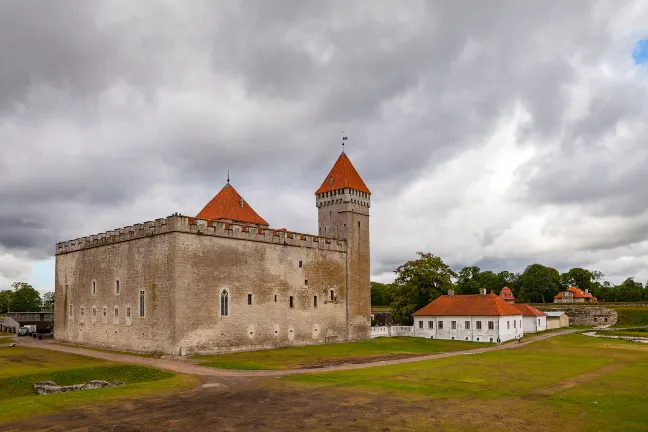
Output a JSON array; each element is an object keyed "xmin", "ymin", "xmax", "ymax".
[{"xmin": 221, "ymin": 290, "xmax": 229, "ymax": 316}]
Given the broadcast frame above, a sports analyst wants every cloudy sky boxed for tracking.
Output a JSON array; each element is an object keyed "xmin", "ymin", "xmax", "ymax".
[{"xmin": 1, "ymin": 1, "xmax": 648, "ymax": 294}]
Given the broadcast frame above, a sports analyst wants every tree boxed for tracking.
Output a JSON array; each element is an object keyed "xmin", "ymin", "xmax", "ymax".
[
  {"xmin": 10, "ymin": 282, "xmax": 42, "ymax": 312},
  {"xmin": 370, "ymin": 282, "xmax": 395, "ymax": 306},
  {"xmin": 0, "ymin": 290, "xmax": 12, "ymax": 314},
  {"xmin": 455, "ymin": 267, "xmax": 506, "ymax": 295},
  {"xmin": 390, "ymin": 252, "xmax": 457, "ymax": 325},
  {"xmin": 517, "ymin": 264, "xmax": 561, "ymax": 303},
  {"xmin": 614, "ymin": 278, "xmax": 644, "ymax": 302},
  {"xmin": 42, "ymin": 292, "xmax": 55, "ymax": 312}
]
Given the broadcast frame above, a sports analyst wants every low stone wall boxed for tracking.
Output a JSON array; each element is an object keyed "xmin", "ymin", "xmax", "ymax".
[
  {"xmin": 536, "ymin": 306, "xmax": 618, "ymax": 326},
  {"xmin": 370, "ymin": 326, "xmax": 413, "ymax": 338}
]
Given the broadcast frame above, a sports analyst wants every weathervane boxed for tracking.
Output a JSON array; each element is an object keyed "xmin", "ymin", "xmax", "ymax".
[
  {"xmin": 341, "ymin": 130, "xmax": 347, "ymax": 154},
  {"xmin": 227, "ymin": 170, "xmax": 230, "ymax": 184}
]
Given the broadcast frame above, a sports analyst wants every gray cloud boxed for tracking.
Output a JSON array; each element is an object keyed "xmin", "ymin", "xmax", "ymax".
[{"xmin": 1, "ymin": 0, "xmax": 647, "ymax": 286}]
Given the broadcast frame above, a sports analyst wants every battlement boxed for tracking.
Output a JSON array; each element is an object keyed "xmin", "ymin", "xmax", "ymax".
[
  {"xmin": 55, "ymin": 215, "xmax": 347, "ymax": 255},
  {"xmin": 316, "ymin": 188, "xmax": 370, "ymax": 209}
]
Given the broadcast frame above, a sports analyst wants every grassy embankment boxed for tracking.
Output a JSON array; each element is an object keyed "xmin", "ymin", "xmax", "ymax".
[
  {"xmin": 0, "ymin": 346, "xmax": 196, "ymax": 423},
  {"xmin": 284, "ymin": 334, "xmax": 648, "ymax": 431},
  {"xmin": 193, "ymin": 337, "xmax": 489, "ymax": 370},
  {"xmin": 612, "ymin": 308, "xmax": 648, "ymax": 327}
]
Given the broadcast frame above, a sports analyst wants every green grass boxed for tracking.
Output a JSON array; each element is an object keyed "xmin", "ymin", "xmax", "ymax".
[
  {"xmin": 0, "ymin": 332, "xmax": 13, "ymax": 337},
  {"xmin": 0, "ymin": 347, "xmax": 197, "ymax": 423},
  {"xmin": 284, "ymin": 334, "xmax": 648, "ymax": 431},
  {"xmin": 0, "ymin": 337, "xmax": 14, "ymax": 344},
  {"xmin": 0, "ymin": 364, "xmax": 173, "ymax": 400},
  {"xmin": 612, "ymin": 308, "xmax": 648, "ymax": 327},
  {"xmin": 194, "ymin": 337, "xmax": 490, "ymax": 370}
]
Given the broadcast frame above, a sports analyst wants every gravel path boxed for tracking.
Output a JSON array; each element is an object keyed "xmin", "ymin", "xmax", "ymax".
[{"xmin": 18, "ymin": 329, "xmax": 578, "ymax": 378}]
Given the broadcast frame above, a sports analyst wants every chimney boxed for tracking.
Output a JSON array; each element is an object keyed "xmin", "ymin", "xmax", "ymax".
[
  {"xmin": 479, "ymin": 287, "xmax": 486, "ymax": 296},
  {"xmin": 585, "ymin": 289, "xmax": 589, "ymax": 293},
  {"xmin": 448, "ymin": 289, "xmax": 455, "ymax": 297}
]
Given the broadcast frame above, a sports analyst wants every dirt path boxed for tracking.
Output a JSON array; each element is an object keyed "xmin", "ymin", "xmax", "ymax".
[{"xmin": 17, "ymin": 329, "xmax": 578, "ymax": 377}]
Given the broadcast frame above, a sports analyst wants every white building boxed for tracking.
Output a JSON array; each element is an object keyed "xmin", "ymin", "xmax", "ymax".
[
  {"xmin": 515, "ymin": 304, "xmax": 547, "ymax": 333},
  {"xmin": 413, "ymin": 288, "xmax": 524, "ymax": 343}
]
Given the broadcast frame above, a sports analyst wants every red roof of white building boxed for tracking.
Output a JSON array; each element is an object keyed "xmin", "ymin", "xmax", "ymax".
[
  {"xmin": 499, "ymin": 286, "xmax": 515, "ymax": 301},
  {"xmin": 514, "ymin": 304, "xmax": 547, "ymax": 317},
  {"xmin": 554, "ymin": 286, "xmax": 597, "ymax": 301},
  {"xmin": 413, "ymin": 293, "xmax": 523, "ymax": 317}
]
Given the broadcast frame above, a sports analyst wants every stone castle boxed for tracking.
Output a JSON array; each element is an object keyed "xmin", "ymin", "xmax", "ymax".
[{"xmin": 54, "ymin": 151, "xmax": 371, "ymax": 355}]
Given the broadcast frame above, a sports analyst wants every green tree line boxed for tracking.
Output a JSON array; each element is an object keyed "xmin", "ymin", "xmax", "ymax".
[
  {"xmin": 371, "ymin": 252, "xmax": 648, "ymax": 325},
  {"xmin": 0, "ymin": 282, "xmax": 54, "ymax": 314}
]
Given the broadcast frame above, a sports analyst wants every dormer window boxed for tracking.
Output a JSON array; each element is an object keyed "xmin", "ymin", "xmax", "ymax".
[
  {"xmin": 328, "ymin": 176, "xmax": 333, "ymax": 186},
  {"xmin": 239, "ymin": 198, "xmax": 244, "ymax": 208}
]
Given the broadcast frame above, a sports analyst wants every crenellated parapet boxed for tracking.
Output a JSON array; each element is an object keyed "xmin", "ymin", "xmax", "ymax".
[{"xmin": 56, "ymin": 215, "xmax": 347, "ymax": 255}]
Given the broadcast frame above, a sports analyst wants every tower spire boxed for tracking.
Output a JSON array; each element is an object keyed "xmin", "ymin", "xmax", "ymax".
[{"xmin": 341, "ymin": 130, "xmax": 347, "ymax": 154}]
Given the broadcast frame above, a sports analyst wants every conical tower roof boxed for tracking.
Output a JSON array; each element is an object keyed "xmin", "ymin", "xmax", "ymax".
[
  {"xmin": 196, "ymin": 183, "xmax": 269, "ymax": 226},
  {"xmin": 315, "ymin": 152, "xmax": 371, "ymax": 195}
]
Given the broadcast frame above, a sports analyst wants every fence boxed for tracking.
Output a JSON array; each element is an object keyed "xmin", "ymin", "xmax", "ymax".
[{"xmin": 370, "ymin": 325, "xmax": 414, "ymax": 338}]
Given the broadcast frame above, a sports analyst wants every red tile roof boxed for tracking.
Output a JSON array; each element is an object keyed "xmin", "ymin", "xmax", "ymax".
[
  {"xmin": 412, "ymin": 293, "xmax": 523, "ymax": 317},
  {"xmin": 196, "ymin": 183, "xmax": 269, "ymax": 226},
  {"xmin": 315, "ymin": 152, "xmax": 371, "ymax": 195},
  {"xmin": 499, "ymin": 286, "xmax": 515, "ymax": 300},
  {"xmin": 553, "ymin": 286, "xmax": 596, "ymax": 300},
  {"xmin": 514, "ymin": 303, "xmax": 547, "ymax": 317}
]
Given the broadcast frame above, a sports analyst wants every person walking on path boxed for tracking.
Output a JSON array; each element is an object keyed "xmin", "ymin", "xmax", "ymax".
[{"xmin": 496, "ymin": 336, "xmax": 501, "ymax": 346}]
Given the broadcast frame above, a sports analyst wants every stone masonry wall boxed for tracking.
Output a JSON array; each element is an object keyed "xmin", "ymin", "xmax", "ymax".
[
  {"xmin": 172, "ymin": 232, "xmax": 348, "ymax": 355},
  {"xmin": 536, "ymin": 306, "xmax": 618, "ymax": 326},
  {"xmin": 55, "ymin": 232, "xmax": 175, "ymax": 354}
]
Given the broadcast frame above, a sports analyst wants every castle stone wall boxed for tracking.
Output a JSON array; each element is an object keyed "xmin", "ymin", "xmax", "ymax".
[
  {"xmin": 172, "ymin": 231, "xmax": 348, "ymax": 354},
  {"xmin": 55, "ymin": 215, "xmax": 351, "ymax": 355}
]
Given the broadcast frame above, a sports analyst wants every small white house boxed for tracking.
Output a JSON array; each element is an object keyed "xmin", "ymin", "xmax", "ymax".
[
  {"xmin": 514, "ymin": 304, "xmax": 547, "ymax": 333},
  {"xmin": 413, "ymin": 288, "xmax": 524, "ymax": 343}
]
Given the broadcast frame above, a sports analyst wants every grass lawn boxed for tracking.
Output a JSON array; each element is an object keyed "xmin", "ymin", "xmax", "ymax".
[
  {"xmin": 0, "ymin": 347, "xmax": 197, "ymax": 423},
  {"xmin": 0, "ymin": 332, "xmax": 13, "ymax": 336},
  {"xmin": 0, "ymin": 337, "xmax": 14, "ymax": 344},
  {"xmin": 612, "ymin": 307, "xmax": 648, "ymax": 327},
  {"xmin": 193, "ymin": 337, "xmax": 490, "ymax": 370},
  {"xmin": 284, "ymin": 334, "xmax": 648, "ymax": 431}
]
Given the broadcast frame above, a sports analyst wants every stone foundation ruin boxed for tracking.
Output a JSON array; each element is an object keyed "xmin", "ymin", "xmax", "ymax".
[{"xmin": 33, "ymin": 380, "xmax": 124, "ymax": 395}]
